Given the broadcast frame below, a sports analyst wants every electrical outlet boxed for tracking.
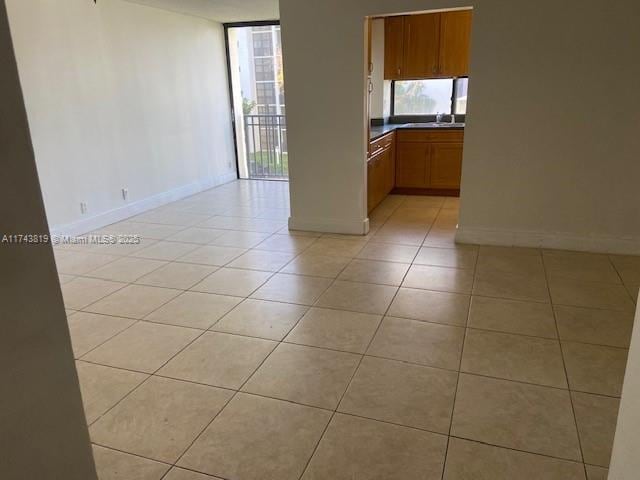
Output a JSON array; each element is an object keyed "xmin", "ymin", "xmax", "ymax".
[
  {"xmin": 122, "ymin": 188, "xmax": 128, "ymax": 201},
  {"xmin": 80, "ymin": 202, "xmax": 88, "ymax": 214}
]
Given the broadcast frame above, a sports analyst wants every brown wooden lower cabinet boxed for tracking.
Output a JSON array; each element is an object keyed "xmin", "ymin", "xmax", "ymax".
[
  {"xmin": 367, "ymin": 132, "xmax": 395, "ymax": 213},
  {"xmin": 368, "ymin": 129, "xmax": 463, "ymax": 214},
  {"xmin": 429, "ymin": 142, "xmax": 463, "ymax": 189},
  {"xmin": 396, "ymin": 142, "xmax": 429, "ymax": 188},
  {"xmin": 395, "ymin": 129, "xmax": 463, "ymax": 194}
]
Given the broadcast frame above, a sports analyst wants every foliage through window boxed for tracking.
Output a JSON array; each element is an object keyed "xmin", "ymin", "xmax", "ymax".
[{"xmin": 393, "ymin": 78, "xmax": 468, "ymax": 116}]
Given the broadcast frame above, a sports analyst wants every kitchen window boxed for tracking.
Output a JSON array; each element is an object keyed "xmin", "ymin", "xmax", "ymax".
[{"xmin": 392, "ymin": 77, "xmax": 469, "ymax": 116}]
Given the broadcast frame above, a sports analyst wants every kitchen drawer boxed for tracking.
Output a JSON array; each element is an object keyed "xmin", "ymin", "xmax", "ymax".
[
  {"xmin": 369, "ymin": 131, "xmax": 394, "ymax": 155},
  {"xmin": 397, "ymin": 129, "xmax": 464, "ymax": 144}
]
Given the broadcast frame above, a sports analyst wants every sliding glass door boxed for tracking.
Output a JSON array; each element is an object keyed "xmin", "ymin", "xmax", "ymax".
[{"xmin": 226, "ymin": 23, "xmax": 287, "ymax": 180}]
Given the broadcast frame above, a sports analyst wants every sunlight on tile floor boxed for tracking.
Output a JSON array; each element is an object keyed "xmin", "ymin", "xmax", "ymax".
[{"xmin": 56, "ymin": 180, "xmax": 638, "ymax": 480}]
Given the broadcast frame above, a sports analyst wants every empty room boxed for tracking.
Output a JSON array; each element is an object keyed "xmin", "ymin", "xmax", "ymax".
[{"xmin": 1, "ymin": 0, "xmax": 640, "ymax": 479}]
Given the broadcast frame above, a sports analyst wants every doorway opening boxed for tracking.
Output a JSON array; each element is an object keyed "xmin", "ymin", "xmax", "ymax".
[{"xmin": 225, "ymin": 22, "xmax": 288, "ymax": 181}]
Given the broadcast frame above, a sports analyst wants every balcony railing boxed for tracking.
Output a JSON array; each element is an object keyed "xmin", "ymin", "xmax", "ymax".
[{"xmin": 243, "ymin": 114, "xmax": 288, "ymax": 180}]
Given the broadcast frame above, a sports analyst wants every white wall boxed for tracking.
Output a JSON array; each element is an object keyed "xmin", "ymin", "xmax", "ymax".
[
  {"xmin": 6, "ymin": 0, "xmax": 237, "ymax": 235},
  {"xmin": 1, "ymin": 0, "xmax": 96, "ymax": 476},
  {"xmin": 609, "ymin": 291, "xmax": 640, "ymax": 479},
  {"xmin": 281, "ymin": 0, "xmax": 640, "ymax": 253}
]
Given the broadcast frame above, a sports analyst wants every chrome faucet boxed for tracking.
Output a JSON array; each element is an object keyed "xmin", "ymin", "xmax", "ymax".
[{"xmin": 435, "ymin": 112, "xmax": 445, "ymax": 123}]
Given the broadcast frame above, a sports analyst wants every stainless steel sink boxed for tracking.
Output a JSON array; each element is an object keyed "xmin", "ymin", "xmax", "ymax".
[{"xmin": 404, "ymin": 122, "xmax": 465, "ymax": 128}]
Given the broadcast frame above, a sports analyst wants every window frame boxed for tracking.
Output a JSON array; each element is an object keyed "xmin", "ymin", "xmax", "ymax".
[{"xmin": 390, "ymin": 76, "xmax": 468, "ymax": 118}]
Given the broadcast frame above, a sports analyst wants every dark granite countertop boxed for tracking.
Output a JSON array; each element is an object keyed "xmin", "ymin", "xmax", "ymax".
[{"xmin": 370, "ymin": 122, "xmax": 465, "ymax": 141}]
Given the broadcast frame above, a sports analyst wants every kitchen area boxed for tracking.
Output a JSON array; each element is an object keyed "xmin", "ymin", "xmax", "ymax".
[{"xmin": 366, "ymin": 9, "xmax": 471, "ymax": 213}]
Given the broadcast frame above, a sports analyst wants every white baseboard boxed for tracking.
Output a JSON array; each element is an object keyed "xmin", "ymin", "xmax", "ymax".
[
  {"xmin": 456, "ymin": 225, "xmax": 640, "ymax": 255},
  {"xmin": 288, "ymin": 215, "xmax": 370, "ymax": 235},
  {"xmin": 50, "ymin": 173, "xmax": 237, "ymax": 237}
]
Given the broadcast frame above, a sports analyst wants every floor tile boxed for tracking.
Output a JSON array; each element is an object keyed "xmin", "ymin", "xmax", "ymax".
[
  {"xmin": 356, "ymin": 242, "xmax": 419, "ymax": 263},
  {"xmin": 61, "ymin": 277, "xmax": 126, "ymax": 310},
  {"xmin": 92, "ymin": 445, "xmax": 170, "ymax": 480},
  {"xmin": 119, "ymin": 222, "xmax": 185, "ymax": 240},
  {"xmin": 403, "ymin": 265, "xmax": 474, "ymax": 294},
  {"xmin": 58, "ymin": 273, "xmax": 76, "ymax": 284},
  {"xmin": 242, "ymin": 343, "xmax": 360, "ymax": 409},
  {"xmin": 158, "ymin": 332, "xmax": 276, "ymax": 389},
  {"xmin": 461, "ymin": 329, "xmax": 567, "ymax": 388},
  {"xmin": 134, "ymin": 210, "xmax": 209, "ymax": 226},
  {"xmin": 90, "ymin": 377, "xmax": 232, "ymax": 463},
  {"xmin": 88, "ymin": 257, "xmax": 167, "ymax": 282},
  {"xmin": 67, "ymin": 312, "xmax": 136, "ymax": 358},
  {"xmin": 572, "ymin": 392, "xmax": 620, "ymax": 467},
  {"xmin": 544, "ymin": 252, "xmax": 621, "ymax": 284},
  {"xmin": 164, "ymin": 468, "xmax": 222, "ymax": 480},
  {"xmin": 367, "ymin": 317, "xmax": 464, "ymax": 370},
  {"xmin": 212, "ymin": 299, "xmax": 308, "ymax": 340},
  {"xmin": 562, "ymin": 342, "xmax": 628, "ymax": 396},
  {"xmin": 133, "ymin": 241, "xmax": 200, "ymax": 261},
  {"xmin": 255, "ymin": 234, "xmax": 317, "ymax": 253},
  {"xmin": 145, "ymin": 292, "xmax": 242, "ymax": 329},
  {"xmin": 281, "ymin": 253, "xmax": 351, "ymax": 278},
  {"xmin": 479, "ymin": 246, "xmax": 541, "ymax": 257},
  {"xmin": 610, "ymin": 255, "xmax": 640, "ymax": 284},
  {"xmin": 304, "ymin": 237, "xmax": 367, "ymax": 257},
  {"xmin": 468, "ymin": 296, "xmax": 557, "ymax": 338},
  {"xmin": 76, "ymin": 361, "xmax": 148, "ymax": 424},
  {"xmin": 166, "ymin": 227, "xmax": 227, "ymax": 245},
  {"xmin": 178, "ymin": 245, "xmax": 247, "ymax": 266},
  {"xmin": 556, "ymin": 305, "xmax": 634, "ymax": 348},
  {"xmin": 227, "ymin": 249, "xmax": 296, "ymax": 272},
  {"xmin": 208, "ymin": 230, "xmax": 272, "ymax": 248},
  {"xmin": 315, "ymin": 280, "xmax": 397, "ymax": 314},
  {"xmin": 82, "ymin": 322, "xmax": 200, "ymax": 373},
  {"xmin": 339, "ymin": 356, "xmax": 457, "ymax": 433},
  {"xmin": 414, "ymin": 246, "xmax": 478, "ymax": 269},
  {"xmin": 451, "ymin": 374, "xmax": 581, "ymax": 461},
  {"xmin": 338, "ymin": 259, "xmax": 409, "ymax": 286},
  {"xmin": 135, "ymin": 262, "xmax": 217, "ymax": 290},
  {"xmin": 473, "ymin": 269, "xmax": 550, "ymax": 303},
  {"xmin": 388, "ymin": 288, "xmax": 470, "ymax": 326},
  {"xmin": 585, "ymin": 465, "xmax": 608, "ymax": 480},
  {"xmin": 443, "ymin": 437, "xmax": 586, "ymax": 480},
  {"xmin": 251, "ymin": 273, "xmax": 333, "ymax": 305},
  {"xmin": 374, "ymin": 224, "xmax": 428, "ymax": 246},
  {"xmin": 302, "ymin": 413, "xmax": 447, "ymax": 480},
  {"xmin": 178, "ymin": 393, "xmax": 331, "ymax": 480},
  {"xmin": 191, "ymin": 268, "xmax": 272, "ymax": 297},
  {"xmin": 548, "ymin": 277, "xmax": 634, "ymax": 311},
  {"xmin": 85, "ymin": 284, "xmax": 181, "ymax": 319},
  {"xmin": 477, "ymin": 252, "xmax": 545, "ymax": 276},
  {"xmin": 55, "ymin": 251, "xmax": 119, "ymax": 275},
  {"xmin": 285, "ymin": 307, "xmax": 382, "ymax": 353}
]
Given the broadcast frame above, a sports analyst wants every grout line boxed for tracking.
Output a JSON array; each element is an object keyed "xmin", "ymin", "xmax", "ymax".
[
  {"xmin": 441, "ymin": 227, "xmax": 479, "ymax": 480},
  {"xmin": 540, "ymin": 252, "xmax": 588, "ymax": 477}
]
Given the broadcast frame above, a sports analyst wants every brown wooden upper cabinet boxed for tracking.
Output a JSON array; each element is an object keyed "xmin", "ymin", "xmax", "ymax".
[{"xmin": 384, "ymin": 9, "xmax": 472, "ymax": 80}]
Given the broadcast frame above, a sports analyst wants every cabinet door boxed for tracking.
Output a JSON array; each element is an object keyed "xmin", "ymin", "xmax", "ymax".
[
  {"xmin": 402, "ymin": 13, "xmax": 440, "ymax": 79},
  {"xmin": 396, "ymin": 142, "xmax": 429, "ymax": 188},
  {"xmin": 439, "ymin": 10, "xmax": 472, "ymax": 77},
  {"xmin": 385, "ymin": 145, "xmax": 395, "ymax": 194},
  {"xmin": 384, "ymin": 17, "xmax": 404, "ymax": 80},
  {"xmin": 429, "ymin": 142, "xmax": 463, "ymax": 189},
  {"xmin": 367, "ymin": 158, "xmax": 376, "ymax": 213}
]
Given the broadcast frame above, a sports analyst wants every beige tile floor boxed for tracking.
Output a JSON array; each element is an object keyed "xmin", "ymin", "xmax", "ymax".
[{"xmin": 55, "ymin": 180, "xmax": 639, "ymax": 480}]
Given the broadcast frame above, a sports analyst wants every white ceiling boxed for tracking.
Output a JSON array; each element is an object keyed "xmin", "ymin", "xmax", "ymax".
[{"xmin": 125, "ymin": 0, "xmax": 279, "ymax": 23}]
